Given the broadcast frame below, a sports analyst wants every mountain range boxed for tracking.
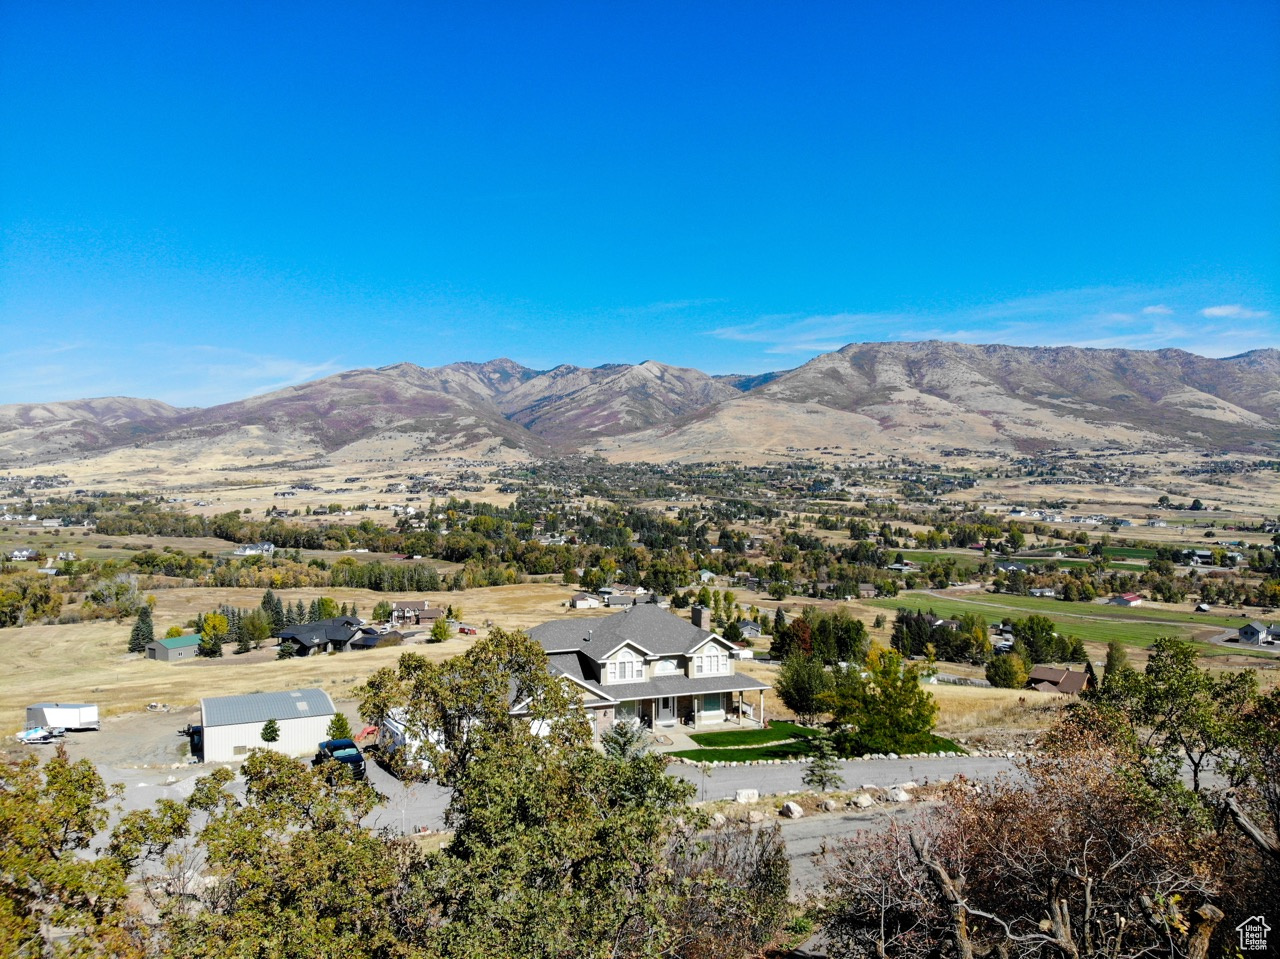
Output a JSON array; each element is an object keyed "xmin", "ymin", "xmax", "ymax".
[{"xmin": 2, "ymin": 342, "xmax": 1277, "ymax": 467}]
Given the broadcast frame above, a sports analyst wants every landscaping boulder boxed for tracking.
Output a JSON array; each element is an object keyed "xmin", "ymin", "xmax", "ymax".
[
  {"xmin": 746, "ymin": 810, "xmax": 766, "ymax": 824},
  {"xmin": 735, "ymin": 788, "xmax": 760, "ymax": 804},
  {"xmin": 780, "ymin": 801, "xmax": 805, "ymax": 819},
  {"xmin": 852, "ymin": 792, "xmax": 876, "ymax": 808},
  {"xmin": 819, "ymin": 799, "xmax": 839, "ymax": 812},
  {"xmin": 710, "ymin": 812, "xmax": 727, "ymax": 827},
  {"xmin": 889, "ymin": 788, "xmax": 912, "ymax": 803}
]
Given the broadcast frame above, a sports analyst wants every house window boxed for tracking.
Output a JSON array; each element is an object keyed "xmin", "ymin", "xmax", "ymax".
[
  {"xmin": 695, "ymin": 652, "xmax": 728, "ymax": 675},
  {"xmin": 702, "ymin": 693, "xmax": 722, "ymax": 712},
  {"xmin": 609, "ymin": 655, "xmax": 643, "ymax": 682}
]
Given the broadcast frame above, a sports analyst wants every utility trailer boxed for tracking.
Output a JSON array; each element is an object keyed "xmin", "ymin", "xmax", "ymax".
[{"xmin": 25, "ymin": 703, "xmax": 100, "ymax": 731}]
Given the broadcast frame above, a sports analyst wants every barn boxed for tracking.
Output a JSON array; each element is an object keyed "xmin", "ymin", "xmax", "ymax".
[
  {"xmin": 145, "ymin": 634, "xmax": 201, "ymax": 662},
  {"xmin": 199, "ymin": 688, "xmax": 335, "ymax": 763}
]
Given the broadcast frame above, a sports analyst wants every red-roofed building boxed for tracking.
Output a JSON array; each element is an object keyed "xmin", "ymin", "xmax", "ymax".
[{"xmin": 1112, "ymin": 593, "xmax": 1144, "ymax": 607}]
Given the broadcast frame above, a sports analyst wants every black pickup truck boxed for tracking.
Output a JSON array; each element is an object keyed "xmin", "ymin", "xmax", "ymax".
[{"xmin": 313, "ymin": 738, "xmax": 366, "ymax": 780}]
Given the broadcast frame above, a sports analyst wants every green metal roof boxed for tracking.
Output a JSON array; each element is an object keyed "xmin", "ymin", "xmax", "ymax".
[{"xmin": 156, "ymin": 634, "xmax": 201, "ymax": 650}]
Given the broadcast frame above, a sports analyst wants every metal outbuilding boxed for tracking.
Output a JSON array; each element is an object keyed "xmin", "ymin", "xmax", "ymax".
[
  {"xmin": 145, "ymin": 634, "xmax": 201, "ymax": 662},
  {"xmin": 199, "ymin": 688, "xmax": 335, "ymax": 762}
]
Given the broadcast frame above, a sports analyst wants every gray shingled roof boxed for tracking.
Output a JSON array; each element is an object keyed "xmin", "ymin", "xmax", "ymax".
[
  {"xmin": 278, "ymin": 617, "xmax": 362, "ymax": 648},
  {"xmin": 201, "ymin": 688, "xmax": 335, "ymax": 727},
  {"xmin": 530, "ymin": 604, "xmax": 722, "ymax": 658}
]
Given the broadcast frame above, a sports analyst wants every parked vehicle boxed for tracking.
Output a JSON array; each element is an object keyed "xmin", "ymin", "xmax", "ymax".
[
  {"xmin": 14, "ymin": 726, "xmax": 64, "ymax": 744},
  {"xmin": 178, "ymin": 723, "xmax": 204, "ymax": 761},
  {"xmin": 377, "ymin": 709, "xmax": 439, "ymax": 777},
  {"xmin": 313, "ymin": 738, "xmax": 366, "ymax": 780},
  {"xmin": 26, "ymin": 703, "xmax": 99, "ymax": 731}
]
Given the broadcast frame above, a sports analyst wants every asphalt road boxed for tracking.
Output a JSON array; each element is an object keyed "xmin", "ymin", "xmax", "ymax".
[
  {"xmin": 668, "ymin": 754, "xmax": 1017, "ymax": 801},
  {"xmin": 84, "ymin": 746, "xmax": 1015, "ymax": 835},
  {"xmin": 777, "ymin": 802, "xmax": 930, "ymax": 900}
]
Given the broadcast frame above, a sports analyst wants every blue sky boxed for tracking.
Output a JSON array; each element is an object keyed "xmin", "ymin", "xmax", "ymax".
[{"xmin": 2, "ymin": 1, "xmax": 1277, "ymax": 407}]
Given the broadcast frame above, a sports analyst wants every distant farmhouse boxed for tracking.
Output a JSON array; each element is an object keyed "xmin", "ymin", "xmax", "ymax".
[
  {"xmin": 277, "ymin": 616, "xmax": 363, "ymax": 656},
  {"xmin": 233, "ymin": 542, "xmax": 275, "ymax": 557},
  {"xmin": 1027, "ymin": 665, "xmax": 1095, "ymax": 696},
  {"xmin": 1238, "ymin": 622, "xmax": 1279, "ymax": 645},
  {"xmin": 390, "ymin": 600, "xmax": 444, "ymax": 626}
]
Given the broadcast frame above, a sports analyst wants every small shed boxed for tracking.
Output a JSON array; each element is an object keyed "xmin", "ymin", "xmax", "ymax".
[
  {"xmin": 199, "ymin": 688, "xmax": 335, "ymax": 763},
  {"xmin": 146, "ymin": 634, "xmax": 201, "ymax": 662}
]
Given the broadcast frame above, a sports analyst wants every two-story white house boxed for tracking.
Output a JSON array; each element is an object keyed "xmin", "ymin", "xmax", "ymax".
[{"xmin": 527, "ymin": 604, "xmax": 770, "ymax": 736}]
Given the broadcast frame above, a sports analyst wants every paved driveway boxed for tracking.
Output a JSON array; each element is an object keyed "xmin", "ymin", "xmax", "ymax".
[{"xmin": 668, "ymin": 754, "xmax": 1017, "ymax": 801}]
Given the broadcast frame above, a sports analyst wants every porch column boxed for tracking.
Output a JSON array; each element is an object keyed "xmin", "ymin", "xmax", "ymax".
[{"xmin": 759, "ymin": 689, "xmax": 766, "ymax": 727}]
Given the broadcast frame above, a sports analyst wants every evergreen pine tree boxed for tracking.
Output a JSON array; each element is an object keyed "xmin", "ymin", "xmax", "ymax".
[
  {"xmin": 262, "ymin": 589, "xmax": 285, "ymax": 631},
  {"xmin": 326, "ymin": 713, "xmax": 353, "ymax": 740},
  {"xmin": 802, "ymin": 735, "xmax": 844, "ymax": 792},
  {"xmin": 128, "ymin": 607, "xmax": 154, "ymax": 654},
  {"xmin": 350, "ymin": 603, "xmax": 359, "ymax": 622},
  {"xmin": 260, "ymin": 719, "xmax": 280, "ymax": 743}
]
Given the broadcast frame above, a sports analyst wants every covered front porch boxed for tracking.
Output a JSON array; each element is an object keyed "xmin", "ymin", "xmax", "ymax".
[{"xmin": 617, "ymin": 688, "xmax": 767, "ymax": 731}]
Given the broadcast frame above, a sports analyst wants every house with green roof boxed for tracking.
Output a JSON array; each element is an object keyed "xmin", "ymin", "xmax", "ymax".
[{"xmin": 145, "ymin": 634, "xmax": 202, "ymax": 662}]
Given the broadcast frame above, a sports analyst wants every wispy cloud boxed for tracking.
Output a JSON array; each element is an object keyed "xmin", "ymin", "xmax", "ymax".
[
  {"xmin": 1200, "ymin": 304, "xmax": 1270, "ymax": 319},
  {"xmin": 0, "ymin": 343, "xmax": 343, "ymax": 408},
  {"xmin": 158, "ymin": 346, "xmax": 344, "ymax": 406},
  {"xmin": 8, "ymin": 340, "xmax": 89, "ymax": 360},
  {"xmin": 705, "ymin": 286, "xmax": 1278, "ymax": 361}
]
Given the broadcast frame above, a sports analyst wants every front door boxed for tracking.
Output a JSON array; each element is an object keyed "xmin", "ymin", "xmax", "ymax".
[{"xmin": 657, "ymin": 696, "xmax": 675, "ymax": 725}]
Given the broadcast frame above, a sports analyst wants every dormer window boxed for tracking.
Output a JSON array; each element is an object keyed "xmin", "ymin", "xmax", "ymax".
[
  {"xmin": 606, "ymin": 647, "xmax": 644, "ymax": 683},
  {"xmin": 693, "ymin": 651, "xmax": 729, "ymax": 676}
]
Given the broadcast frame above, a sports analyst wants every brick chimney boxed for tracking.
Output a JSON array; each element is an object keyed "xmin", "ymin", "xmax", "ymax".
[{"xmin": 691, "ymin": 605, "xmax": 712, "ymax": 630}]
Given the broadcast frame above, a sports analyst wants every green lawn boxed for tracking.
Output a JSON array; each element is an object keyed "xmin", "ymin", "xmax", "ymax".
[
  {"xmin": 669, "ymin": 741, "xmax": 815, "ymax": 763},
  {"xmin": 1051, "ymin": 558, "xmax": 1148, "ymax": 572},
  {"xmin": 687, "ymin": 720, "xmax": 821, "ymax": 748},
  {"xmin": 871, "ymin": 591, "xmax": 1248, "ymax": 629},
  {"xmin": 897, "ymin": 550, "xmax": 983, "ymax": 570},
  {"xmin": 864, "ymin": 593, "xmax": 1195, "ymax": 647},
  {"xmin": 669, "ymin": 732, "xmax": 967, "ymax": 764},
  {"xmin": 1102, "ymin": 546, "xmax": 1159, "ymax": 559}
]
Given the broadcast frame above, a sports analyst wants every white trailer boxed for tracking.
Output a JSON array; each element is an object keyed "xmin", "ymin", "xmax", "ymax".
[
  {"xmin": 378, "ymin": 708, "xmax": 441, "ymax": 776},
  {"xmin": 26, "ymin": 703, "xmax": 100, "ymax": 731}
]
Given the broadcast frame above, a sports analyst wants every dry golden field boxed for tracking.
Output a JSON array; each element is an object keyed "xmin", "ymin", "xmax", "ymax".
[{"xmin": 0, "ymin": 582, "xmax": 594, "ymax": 733}]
